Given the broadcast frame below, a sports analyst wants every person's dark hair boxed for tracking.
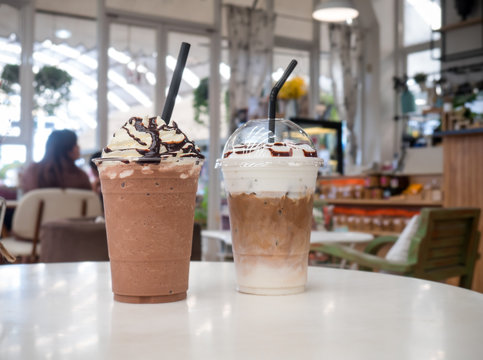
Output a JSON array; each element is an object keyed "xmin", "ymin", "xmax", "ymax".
[
  {"xmin": 37, "ymin": 129, "xmax": 79, "ymax": 188},
  {"xmin": 89, "ymin": 150, "xmax": 102, "ymax": 174}
]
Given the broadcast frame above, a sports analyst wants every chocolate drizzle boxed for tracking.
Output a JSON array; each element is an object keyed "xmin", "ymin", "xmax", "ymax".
[
  {"xmin": 124, "ymin": 118, "xmax": 149, "ymax": 147},
  {"xmin": 223, "ymin": 144, "xmax": 258, "ymax": 158},
  {"xmin": 303, "ymin": 149, "xmax": 317, "ymax": 157},
  {"xmin": 131, "ymin": 117, "xmax": 159, "ymax": 157},
  {"xmin": 224, "ymin": 142, "xmax": 317, "ymax": 159},
  {"xmin": 103, "ymin": 116, "xmax": 204, "ymax": 160},
  {"xmin": 268, "ymin": 148, "xmax": 293, "ymax": 157}
]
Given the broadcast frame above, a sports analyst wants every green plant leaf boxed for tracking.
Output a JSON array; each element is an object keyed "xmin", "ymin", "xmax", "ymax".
[
  {"xmin": 33, "ymin": 66, "xmax": 72, "ymax": 115},
  {"xmin": 0, "ymin": 64, "xmax": 20, "ymax": 94},
  {"xmin": 193, "ymin": 77, "xmax": 209, "ymax": 125}
]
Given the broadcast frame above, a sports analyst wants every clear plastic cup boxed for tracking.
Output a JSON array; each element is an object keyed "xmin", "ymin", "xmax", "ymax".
[
  {"xmin": 217, "ymin": 119, "xmax": 323, "ymax": 295},
  {"xmin": 95, "ymin": 157, "xmax": 203, "ymax": 303}
]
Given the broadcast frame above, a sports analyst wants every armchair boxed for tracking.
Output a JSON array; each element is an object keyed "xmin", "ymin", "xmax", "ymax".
[
  {"xmin": 311, "ymin": 208, "xmax": 481, "ymax": 289},
  {"xmin": 1, "ymin": 188, "xmax": 103, "ymax": 261}
]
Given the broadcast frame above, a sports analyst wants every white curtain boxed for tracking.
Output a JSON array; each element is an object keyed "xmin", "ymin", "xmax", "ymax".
[
  {"xmin": 329, "ymin": 24, "xmax": 363, "ymax": 165},
  {"xmin": 227, "ymin": 5, "xmax": 275, "ymax": 133}
]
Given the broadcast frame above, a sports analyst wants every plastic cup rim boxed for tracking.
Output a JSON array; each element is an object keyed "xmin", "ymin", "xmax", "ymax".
[
  {"xmin": 92, "ymin": 157, "xmax": 204, "ymax": 165},
  {"xmin": 215, "ymin": 157, "xmax": 323, "ymax": 168}
]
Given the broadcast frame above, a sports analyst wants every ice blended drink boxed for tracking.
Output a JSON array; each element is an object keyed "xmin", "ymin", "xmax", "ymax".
[
  {"xmin": 96, "ymin": 116, "xmax": 204, "ymax": 303},
  {"xmin": 218, "ymin": 119, "xmax": 323, "ymax": 295}
]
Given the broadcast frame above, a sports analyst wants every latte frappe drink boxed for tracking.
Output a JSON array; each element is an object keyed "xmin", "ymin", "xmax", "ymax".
[
  {"xmin": 95, "ymin": 116, "xmax": 204, "ymax": 303},
  {"xmin": 217, "ymin": 119, "xmax": 323, "ymax": 295}
]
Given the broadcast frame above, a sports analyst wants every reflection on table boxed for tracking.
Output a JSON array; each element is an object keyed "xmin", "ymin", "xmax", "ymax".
[{"xmin": 1, "ymin": 262, "xmax": 482, "ymax": 359}]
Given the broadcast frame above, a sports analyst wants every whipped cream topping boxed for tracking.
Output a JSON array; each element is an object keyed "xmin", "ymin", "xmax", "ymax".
[
  {"xmin": 219, "ymin": 142, "xmax": 321, "ymax": 197},
  {"xmin": 223, "ymin": 142, "xmax": 317, "ymax": 159},
  {"xmin": 102, "ymin": 116, "xmax": 204, "ymax": 160}
]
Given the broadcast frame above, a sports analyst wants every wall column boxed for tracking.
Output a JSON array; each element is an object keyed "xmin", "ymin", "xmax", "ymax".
[{"xmin": 97, "ymin": 0, "xmax": 109, "ymax": 148}]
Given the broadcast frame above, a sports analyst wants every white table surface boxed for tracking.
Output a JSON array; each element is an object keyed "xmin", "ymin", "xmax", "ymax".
[
  {"xmin": 202, "ymin": 230, "xmax": 374, "ymax": 246},
  {"xmin": 1, "ymin": 262, "xmax": 483, "ymax": 359}
]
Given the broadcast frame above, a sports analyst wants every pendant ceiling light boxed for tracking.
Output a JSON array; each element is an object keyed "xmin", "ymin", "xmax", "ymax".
[{"xmin": 312, "ymin": 0, "xmax": 359, "ymax": 23}]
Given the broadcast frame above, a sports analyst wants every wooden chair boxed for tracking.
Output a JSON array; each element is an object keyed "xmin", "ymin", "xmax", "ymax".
[
  {"xmin": 191, "ymin": 223, "xmax": 202, "ymax": 261},
  {"xmin": 0, "ymin": 188, "xmax": 103, "ymax": 262},
  {"xmin": 38, "ymin": 218, "xmax": 109, "ymax": 263},
  {"xmin": 311, "ymin": 208, "xmax": 481, "ymax": 289},
  {"xmin": 0, "ymin": 197, "xmax": 15, "ymax": 263}
]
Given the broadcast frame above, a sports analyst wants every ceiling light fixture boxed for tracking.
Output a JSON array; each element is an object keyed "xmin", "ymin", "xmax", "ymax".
[{"xmin": 312, "ymin": 0, "xmax": 359, "ymax": 23}]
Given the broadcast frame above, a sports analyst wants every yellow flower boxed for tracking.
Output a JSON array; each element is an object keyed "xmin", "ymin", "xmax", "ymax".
[{"xmin": 278, "ymin": 76, "xmax": 307, "ymax": 100}]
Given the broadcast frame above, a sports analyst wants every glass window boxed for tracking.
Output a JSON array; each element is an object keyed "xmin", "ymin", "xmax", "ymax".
[
  {"xmin": 107, "ymin": 23, "xmax": 155, "ymax": 140},
  {"xmin": 273, "ymin": 47, "xmax": 310, "ymax": 83},
  {"xmin": 0, "ymin": 144, "xmax": 26, "ymax": 187},
  {"xmin": 167, "ymin": 32, "xmax": 213, "ymax": 156},
  {"xmin": 407, "ymin": 48, "xmax": 441, "ymax": 85},
  {"xmin": 404, "ymin": 0, "xmax": 441, "ymax": 46},
  {"xmin": 273, "ymin": 47, "xmax": 310, "ymax": 118},
  {"xmin": 167, "ymin": 32, "xmax": 215, "ymax": 226},
  {"xmin": 406, "ymin": 48, "xmax": 442, "ymax": 139},
  {"xmin": 32, "ymin": 13, "xmax": 98, "ymax": 160},
  {"xmin": 0, "ymin": 4, "xmax": 21, "ymax": 139},
  {"xmin": 318, "ymin": 54, "xmax": 338, "ymax": 120}
]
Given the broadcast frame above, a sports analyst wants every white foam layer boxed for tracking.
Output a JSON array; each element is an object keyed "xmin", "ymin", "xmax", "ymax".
[{"xmin": 221, "ymin": 160, "xmax": 318, "ymax": 196}]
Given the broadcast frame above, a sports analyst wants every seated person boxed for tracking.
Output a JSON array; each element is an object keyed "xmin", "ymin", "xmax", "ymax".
[{"xmin": 21, "ymin": 129, "xmax": 92, "ymax": 194}]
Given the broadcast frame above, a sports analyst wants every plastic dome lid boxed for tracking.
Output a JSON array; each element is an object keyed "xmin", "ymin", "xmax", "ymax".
[{"xmin": 217, "ymin": 118, "xmax": 323, "ymax": 167}]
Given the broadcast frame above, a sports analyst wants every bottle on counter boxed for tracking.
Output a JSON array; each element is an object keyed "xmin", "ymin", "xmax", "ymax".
[
  {"xmin": 389, "ymin": 175, "xmax": 409, "ymax": 196},
  {"xmin": 380, "ymin": 174, "xmax": 391, "ymax": 199}
]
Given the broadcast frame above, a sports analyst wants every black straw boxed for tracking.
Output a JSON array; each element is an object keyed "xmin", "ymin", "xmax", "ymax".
[
  {"xmin": 268, "ymin": 59, "xmax": 297, "ymax": 140},
  {"xmin": 161, "ymin": 42, "xmax": 191, "ymax": 124}
]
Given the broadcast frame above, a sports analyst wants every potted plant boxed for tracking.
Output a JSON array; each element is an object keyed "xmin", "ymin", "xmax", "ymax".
[
  {"xmin": 0, "ymin": 64, "xmax": 19, "ymax": 94},
  {"xmin": 413, "ymin": 72, "xmax": 428, "ymax": 92},
  {"xmin": 34, "ymin": 66, "xmax": 72, "ymax": 115}
]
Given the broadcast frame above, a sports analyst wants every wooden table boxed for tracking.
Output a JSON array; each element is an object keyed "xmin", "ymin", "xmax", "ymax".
[
  {"xmin": 440, "ymin": 128, "xmax": 483, "ymax": 292},
  {"xmin": 1, "ymin": 262, "xmax": 482, "ymax": 359}
]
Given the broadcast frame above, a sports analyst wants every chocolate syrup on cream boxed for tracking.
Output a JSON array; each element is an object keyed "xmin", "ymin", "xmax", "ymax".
[
  {"xmin": 223, "ymin": 143, "xmax": 316, "ymax": 158},
  {"xmin": 103, "ymin": 116, "xmax": 204, "ymax": 160}
]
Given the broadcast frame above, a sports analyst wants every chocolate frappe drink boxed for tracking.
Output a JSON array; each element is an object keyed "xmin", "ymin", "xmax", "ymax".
[
  {"xmin": 95, "ymin": 115, "xmax": 204, "ymax": 303},
  {"xmin": 217, "ymin": 119, "xmax": 323, "ymax": 295}
]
